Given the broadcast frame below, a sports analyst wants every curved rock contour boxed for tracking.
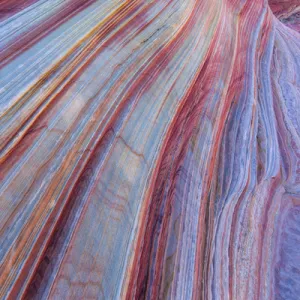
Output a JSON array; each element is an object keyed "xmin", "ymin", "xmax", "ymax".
[{"xmin": 0, "ymin": 0, "xmax": 299, "ymax": 299}]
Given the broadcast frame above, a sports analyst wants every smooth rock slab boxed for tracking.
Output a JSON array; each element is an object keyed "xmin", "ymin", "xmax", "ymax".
[{"xmin": 0, "ymin": 0, "xmax": 299, "ymax": 299}]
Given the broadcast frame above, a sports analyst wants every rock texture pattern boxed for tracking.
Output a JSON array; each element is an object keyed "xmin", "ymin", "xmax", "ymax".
[{"xmin": 0, "ymin": 0, "xmax": 299, "ymax": 299}]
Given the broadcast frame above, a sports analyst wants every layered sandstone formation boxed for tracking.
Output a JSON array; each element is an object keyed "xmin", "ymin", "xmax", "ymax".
[{"xmin": 0, "ymin": 0, "xmax": 299, "ymax": 299}]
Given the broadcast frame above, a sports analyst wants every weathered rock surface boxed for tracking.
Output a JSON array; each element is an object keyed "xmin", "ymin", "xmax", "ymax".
[{"xmin": 0, "ymin": 0, "xmax": 299, "ymax": 299}]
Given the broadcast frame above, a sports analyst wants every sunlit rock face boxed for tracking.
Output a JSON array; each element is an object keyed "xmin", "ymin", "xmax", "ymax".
[{"xmin": 0, "ymin": 0, "xmax": 299, "ymax": 299}]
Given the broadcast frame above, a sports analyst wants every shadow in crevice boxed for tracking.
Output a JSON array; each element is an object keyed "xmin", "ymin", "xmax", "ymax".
[{"xmin": 268, "ymin": 0, "xmax": 300, "ymax": 31}]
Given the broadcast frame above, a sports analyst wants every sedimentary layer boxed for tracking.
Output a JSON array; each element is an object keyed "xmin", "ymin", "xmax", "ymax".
[{"xmin": 0, "ymin": 0, "xmax": 299, "ymax": 299}]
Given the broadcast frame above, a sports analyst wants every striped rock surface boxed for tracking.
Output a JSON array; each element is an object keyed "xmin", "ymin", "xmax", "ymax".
[{"xmin": 0, "ymin": 0, "xmax": 299, "ymax": 299}]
